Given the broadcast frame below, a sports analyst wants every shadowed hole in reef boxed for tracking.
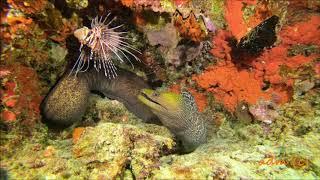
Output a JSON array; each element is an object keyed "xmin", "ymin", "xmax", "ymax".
[
  {"xmin": 209, "ymin": 83, "xmax": 220, "ymax": 88},
  {"xmin": 149, "ymin": 80, "xmax": 163, "ymax": 89},
  {"xmin": 262, "ymin": 80, "xmax": 271, "ymax": 91},
  {"xmin": 91, "ymin": 90, "xmax": 106, "ymax": 98},
  {"xmin": 0, "ymin": 167, "xmax": 9, "ymax": 180},
  {"xmin": 124, "ymin": 163, "xmax": 136, "ymax": 179},
  {"xmin": 0, "ymin": 117, "xmax": 9, "ymax": 131},
  {"xmin": 54, "ymin": 0, "xmax": 73, "ymax": 18}
]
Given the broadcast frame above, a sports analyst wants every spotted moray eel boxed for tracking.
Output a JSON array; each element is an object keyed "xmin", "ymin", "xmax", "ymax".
[
  {"xmin": 41, "ymin": 68, "xmax": 161, "ymax": 127},
  {"xmin": 138, "ymin": 89, "xmax": 207, "ymax": 152}
]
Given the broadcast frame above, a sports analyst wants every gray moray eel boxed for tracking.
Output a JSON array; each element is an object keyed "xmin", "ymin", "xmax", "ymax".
[{"xmin": 41, "ymin": 68, "xmax": 161, "ymax": 127}]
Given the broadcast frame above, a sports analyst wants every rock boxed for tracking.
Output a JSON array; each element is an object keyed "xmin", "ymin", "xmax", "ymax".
[
  {"xmin": 146, "ymin": 23, "xmax": 179, "ymax": 48},
  {"xmin": 73, "ymin": 123, "xmax": 175, "ymax": 179}
]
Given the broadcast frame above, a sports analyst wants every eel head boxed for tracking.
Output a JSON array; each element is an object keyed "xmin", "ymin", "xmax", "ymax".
[{"xmin": 138, "ymin": 89, "xmax": 207, "ymax": 152}]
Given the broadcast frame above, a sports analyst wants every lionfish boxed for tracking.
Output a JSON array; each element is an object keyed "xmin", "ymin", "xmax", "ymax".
[{"xmin": 72, "ymin": 14, "xmax": 141, "ymax": 78}]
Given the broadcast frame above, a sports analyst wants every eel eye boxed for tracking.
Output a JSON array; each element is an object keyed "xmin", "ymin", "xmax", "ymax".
[{"xmin": 152, "ymin": 91, "xmax": 160, "ymax": 97}]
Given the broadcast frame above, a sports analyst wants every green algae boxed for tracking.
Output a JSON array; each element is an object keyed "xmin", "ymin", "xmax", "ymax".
[
  {"xmin": 160, "ymin": 0, "xmax": 176, "ymax": 13},
  {"xmin": 192, "ymin": 0, "xmax": 226, "ymax": 29},
  {"xmin": 210, "ymin": 0, "xmax": 226, "ymax": 29},
  {"xmin": 141, "ymin": 11, "xmax": 172, "ymax": 32},
  {"xmin": 288, "ymin": 44, "xmax": 319, "ymax": 57},
  {"xmin": 65, "ymin": 0, "xmax": 88, "ymax": 10},
  {"xmin": 242, "ymin": 3, "xmax": 256, "ymax": 23}
]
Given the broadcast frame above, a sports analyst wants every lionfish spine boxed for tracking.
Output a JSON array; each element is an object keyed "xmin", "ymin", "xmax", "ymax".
[{"xmin": 72, "ymin": 14, "xmax": 141, "ymax": 78}]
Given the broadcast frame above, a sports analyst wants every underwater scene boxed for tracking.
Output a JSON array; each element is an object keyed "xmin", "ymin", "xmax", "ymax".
[{"xmin": 0, "ymin": 0, "xmax": 320, "ymax": 179}]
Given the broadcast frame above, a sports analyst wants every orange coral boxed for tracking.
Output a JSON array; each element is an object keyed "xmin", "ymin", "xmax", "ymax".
[
  {"xmin": 7, "ymin": 0, "xmax": 47, "ymax": 14},
  {"xmin": 280, "ymin": 15, "xmax": 320, "ymax": 46},
  {"xmin": 247, "ymin": 2, "xmax": 273, "ymax": 29},
  {"xmin": 43, "ymin": 146, "xmax": 56, "ymax": 158},
  {"xmin": 1, "ymin": 16, "xmax": 34, "ymax": 42},
  {"xmin": 193, "ymin": 62, "xmax": 271, "ymax": 112},
  {"xmin": 49, "ymin": 16, "xmax": 80, "ymax": 43},
  {"xmin": 120, "ymin": 0, "xmax": 163, "ymax": 12},
  {"xmin": 224, "ymin": 0, "xmax": 257, "ymax": 40},
  {"xmin": 133, "ymin": 12, "xmax": 147, "ymax": 28},
  {"xmin": 121, "ymin": 0, "xmax": 134, "ymax": 7},
  {"xmin": 210, "ymin": 30, "xmax": 233, "ymax": 61},
  {"xmin": 1, "ymin": 110, "xmax": 17, "ymax": 122},
  {"xmin": 73, "ymin": 127, "xmax": 85, "ymax": 144},
  {"xmin": 174, "ymin": 0, "xmax": 190, "ymax": 7},
  {"xmin": 225, "ymin": 0, "xmax": 275, "ymax": 41},
  {"xmin": 4, "ymin": 97, "xmax": 18, "ymax": 108},
  {"xmin": 192, "ymin": 59, "xmax": 293, "ymax": 112},
  {"xmin": 0, "ymin": 64, "xmax": 43, "ymax": 126},
  {"xmin": 7, "ymin": 16, "xmax": 33, "ymax": 31},
  {"xmin": 192, "ymin": 14, "xmax": 318, "ymax": 112},
  {"xmin": 252, "ymin": 46, "xmax": 318, "ymax": 85},
  {"xmin": 174, "ymin": 13, "xmax": 206, "ymax": 42}
]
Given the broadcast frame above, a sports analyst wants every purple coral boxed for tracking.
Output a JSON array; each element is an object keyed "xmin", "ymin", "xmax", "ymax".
[
  {"xmin": 249, "ymin": 100, "xmax": 279, "ymax": 124},
  {"xmin": 199, "ymin": 14, "xmax": 216, "ymax": 32}
]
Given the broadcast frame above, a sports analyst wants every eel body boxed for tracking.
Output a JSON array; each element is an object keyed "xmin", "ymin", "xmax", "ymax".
[
  {"xmin": 41, "ymin": 68, "xmax": 161, "ymax": 127},
  {"xmin": 138, "ymin": 89, "xmax": 207, "ymax": 152},
  {"xmin": 41, "ymin": 68, "xmax": 207, "ymax": 152}
]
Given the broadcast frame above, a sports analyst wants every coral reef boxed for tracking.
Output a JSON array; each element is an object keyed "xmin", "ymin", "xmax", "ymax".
[
  {"xmin": 192, "ymin": 14, "xmax": 319, "ymax": 112},
  {"xmin": 73, "ymin": 123, "xmax": 175, "ymax": 179},
  {"xmin": 0, "ymin": 64, "xmax": 42, "ymax": 126},
  {"xmin": 3, "ymin": 91, "xmax": 319, "ymax": 179},
  {"xmin": 193, "ymin": 59, "xmax": 273, "ymax": 112},
  {"xmin": 120, "ymin": 0, "xmax": 175, "ymax": 13},
  {"xmin": 280, "ymin": 15, "xmax": 320, "ymax": 46},
  {"xmin": 1, "ymin": 96, "xmax": 175, "ymax": 179},
  {"xmin": 146, "ymin": 23, "xmax": 179, "ymax": 48},
  {"xmin": 1, "ymin": 0, "xmax": 320, "ymax": 179},
  {"xmin": 7, "ymin": 0, "xmax": 48, "ymax": 14},
  {"xmin": 249, "ymin": 100, "xmax": 279, "ymax": 124},
  {"xmin": 174, "ymin": 12, "xmax": 206, "ymax": 42},
  {"xmin": 65, "ymin": 0, "xmax": 88, "ymax": 10},
  {"xmin": 0, "ymin": 2, "xmax": 79, "ymax": 86}
]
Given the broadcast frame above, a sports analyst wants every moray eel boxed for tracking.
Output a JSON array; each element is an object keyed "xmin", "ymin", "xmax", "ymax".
[
  {"xmin": 138, "ymin": 89, "xmax": 207, "ymax": 152},
  {"xmin": 42, "ymin": 35, "xmax": 206, "ymax": 152},
  {"xmin": 41, "ymin": 65, "xmax": 207, "ymax": 152},
  {"xmin": 41, "ymin": 67, "xmax": 161, "ymax": 128}
]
